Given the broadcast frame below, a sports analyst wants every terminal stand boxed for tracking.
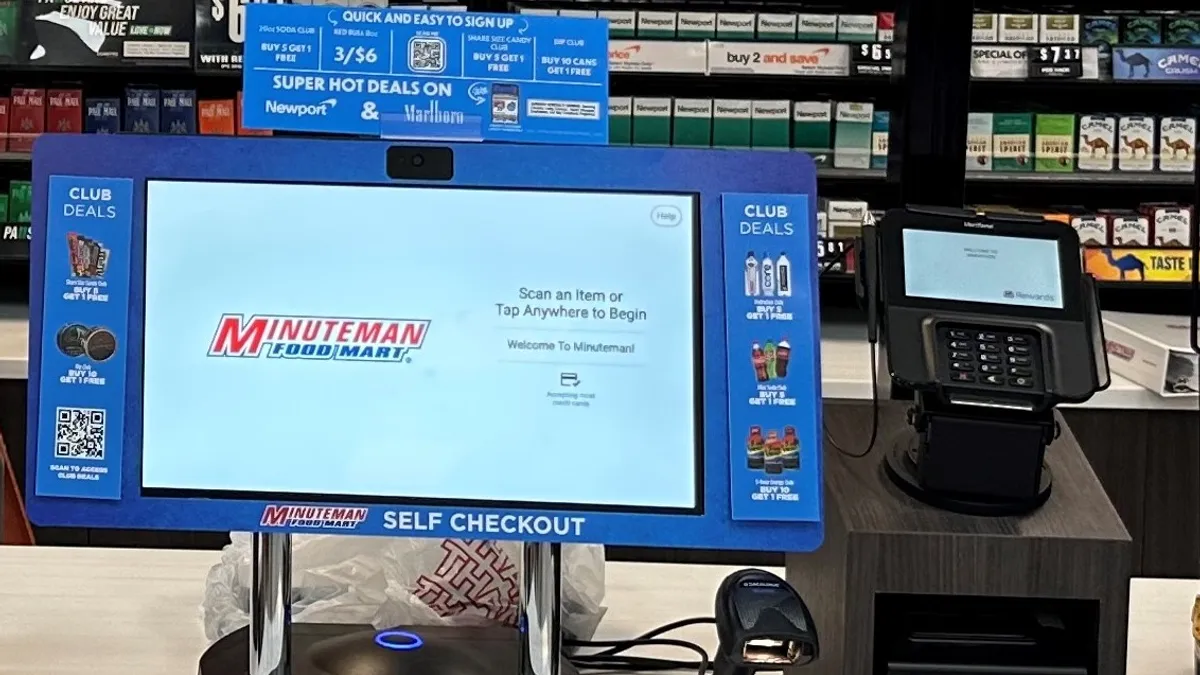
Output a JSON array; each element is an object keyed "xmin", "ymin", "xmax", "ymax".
[
  {"xmin": 785, "ymin": 402, "xmax": 1131, "ymax": 675},
  {"xmin": 201, "ymin": 535, "xmax": 575, "ymax": 675}
]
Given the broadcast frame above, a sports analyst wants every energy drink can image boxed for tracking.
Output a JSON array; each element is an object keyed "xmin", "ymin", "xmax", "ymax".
[
  {"xmin": 491, "ymin": 84, "xmax": 520, "ymax": 126},
  {"xmin": 764, "ymin": 340, "xmax": 778, "ymax": 380},
  {"xmin": 83, "ymin": 327, "xmax": 117, "ymax": 362},
  {"xmin": 776, "ymin": 339, "xmax": 791, "ymax": 378},
  {"xmin": 751, "ymin": 342, "xmax": 769, "ymax": 382},
  {"xmin": 776, "ymin": 251, "xmax": 793, "ymax": 296},
  {"xmin": 56, "ymin": 324, "xmax": 89, "ymax": 357},
  {"xmin": 782, "ymin": 425, "xmax": 799, "ymax": 469},
  {"xmin": 764, "ymin": 430, "xmax": 783, "ymax": 474},
  {"xmin": 744, "ymin": 251, "xmax": 759, "ymax": 296},
  {"xmin": 761, "ymin": 254, "xmax": 775, "ymax": 296},
  {"xmin": 747, "ymin": 426, "xmax": 765, "ymax": 469}
]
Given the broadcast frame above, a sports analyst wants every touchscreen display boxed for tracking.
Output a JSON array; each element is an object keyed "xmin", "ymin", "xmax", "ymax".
[
  {"xmin": 141, "ymin": 181, "xmax": 701, "ymax": 511},
  {"xmin": 902, "ymin": 229, "xmax": 1064, "ymax": 310}
]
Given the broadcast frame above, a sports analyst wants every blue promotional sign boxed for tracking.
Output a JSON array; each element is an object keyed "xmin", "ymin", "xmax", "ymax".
[
  {"xmin": 242, "ymin": 4, "xmax": 609, "ymax": 144},
  {"xmin": 1112, "ymin": 46, "xmax": 1200, "ymax": 80},
  {"xmin": 722, "ymin": 194, "xmax": 822, "ymax": 522},
  {"xmin": 35, "ymin": 176, "xmax": 133, "ymax": 500}
]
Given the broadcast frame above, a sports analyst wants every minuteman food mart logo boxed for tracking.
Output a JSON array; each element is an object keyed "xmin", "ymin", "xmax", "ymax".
[
  {"xmin": 261, "ymin": 505, "xmax": 369, "ymax": 530},
  {"xmin": 208, "ymin": 314, "xmax": 430, "ymax": 363}
]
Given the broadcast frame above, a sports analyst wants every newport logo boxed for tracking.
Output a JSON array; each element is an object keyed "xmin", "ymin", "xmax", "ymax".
[{"xmin": 265, "ymin": 98, "xmax": 338, "ymax": 117}]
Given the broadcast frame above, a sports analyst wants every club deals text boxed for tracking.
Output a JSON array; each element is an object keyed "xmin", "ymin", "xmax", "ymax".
[{"xmin": 383, "ymin": 511, "xmax": 587, "ymax": 537}]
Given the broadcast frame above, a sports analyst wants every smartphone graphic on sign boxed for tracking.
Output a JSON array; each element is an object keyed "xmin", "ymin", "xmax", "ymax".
[{"xmin": 491, "ymin": 84, "xmax": 520, "ymax": 125}]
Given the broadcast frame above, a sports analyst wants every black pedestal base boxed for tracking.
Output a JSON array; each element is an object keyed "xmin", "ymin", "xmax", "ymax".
[
  {"xmin": 883, "ymin": 435, "xmax": 1053, "ymax": 517},
  {"xmin": 199, "ymin": 623, "xmax": 580, "ymax": 675}
]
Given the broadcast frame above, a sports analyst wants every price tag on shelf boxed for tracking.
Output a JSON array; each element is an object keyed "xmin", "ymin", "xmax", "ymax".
[
  {"xmin": 816, "ymin": 238, "xmax": 853, "ymax": 272},
  {"xmin": 851, "ymin": 42, "xmax": 892, "ymax": 76},
  {"xmin": 1029, "ymin": 45, "xmax": 1083, "ymax": 78}
]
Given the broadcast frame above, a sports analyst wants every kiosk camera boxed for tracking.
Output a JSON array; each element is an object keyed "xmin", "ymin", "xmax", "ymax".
[
  {"xmin": 857, "ymin": 206, "xmax": 1111, "ymax": 515},
  {"xmin": 27, "ymin": 135, "xmax": 826, "ymax": 675}
]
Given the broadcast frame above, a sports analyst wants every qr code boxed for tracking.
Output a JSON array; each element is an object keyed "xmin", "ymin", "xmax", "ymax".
[
  {"xmin": 408, "ymin": 37, "xmax": 446, "ymax": 73},
  {"xmin": 54, "ymin": 407, "xmax": 106, "ymax": 460}
]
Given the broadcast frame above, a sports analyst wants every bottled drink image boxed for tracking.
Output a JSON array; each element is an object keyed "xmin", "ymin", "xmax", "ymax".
[
  {"xmin": 764, "ymin": 340, "xmax": 778, "ymax": 380},
  {"xmin": 776, "ymin": 252, "xmax": 793, "ymax": 297},
  {"xmin": 747, "ymin": 426, "xmax": 765, "ymax": 469},
  {"xmin": 782, "ymin": 425, "xmax": 799, "ymax": 469},
  {"xmin": 752, "ymin": 342, "xmax": 769, "ymax": 382},
  {"xmin": 764, "ymin": 430, "xmax": 783, "ymax": 474},
  {"xmin": 744, "ymin": 251, "xmax": 760, "ymax": 296},
  {"xmin": 761, "ymin": 254, "xmax": 775, "ymax": 297},
  {"xmin": 776, "ymin": 339, "xmax": 791, "ymax": 378}
]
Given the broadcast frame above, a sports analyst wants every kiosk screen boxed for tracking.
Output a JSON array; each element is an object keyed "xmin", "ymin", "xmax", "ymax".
[
  {"xmin": 901, "ymin": 229, "xmax": 1064, "ymax": 310},
  {"xmin": 140, "ymin": 180, "xmax": 701, "ymax": 512}
]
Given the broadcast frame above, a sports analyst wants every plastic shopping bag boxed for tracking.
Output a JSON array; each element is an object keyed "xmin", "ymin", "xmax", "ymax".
[{"xmin": 202, "ymin": 534, "xmax": 606, "ymax": 643}]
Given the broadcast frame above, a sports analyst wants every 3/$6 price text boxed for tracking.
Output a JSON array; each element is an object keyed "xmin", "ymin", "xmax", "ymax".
[{"xmin": 62, "ymin": 187, "xmax": 118, "ymax": 219}]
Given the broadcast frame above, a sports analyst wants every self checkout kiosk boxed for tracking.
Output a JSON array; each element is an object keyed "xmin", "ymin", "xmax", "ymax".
[{"xmin": 26, "ymin": 133, "xmax": 827, "ymax": 675}]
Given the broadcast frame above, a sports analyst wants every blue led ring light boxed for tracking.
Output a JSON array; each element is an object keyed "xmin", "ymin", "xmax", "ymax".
[{"xmin": 374, "ymin": 630, "xmax": 424, "ymax": 651}]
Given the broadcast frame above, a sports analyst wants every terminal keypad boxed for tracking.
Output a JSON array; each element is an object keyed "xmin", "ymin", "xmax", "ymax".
[{"xmin": 936, "ymin": 325, "xmax": 1044, "ymax": 394}]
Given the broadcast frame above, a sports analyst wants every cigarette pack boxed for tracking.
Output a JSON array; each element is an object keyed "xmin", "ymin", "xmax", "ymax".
[
  {"xmin": 8, "ymin": 88, "xmax": 46, "ymax": 153},
  {"xmin": 0, "ymin": 97, "xmax": 7, "ymax": 151},
  {"xmin": 161, "ymin": 89, "xmax": 197, "ymax": 135},
  {"xmin": 8, "ymin": 180, "xmax": 32, "ymax": 223},
  {"xmin": 712, "ymin": 100, "xmax": 751, "ymax": 148},
  {"xmin": 676, "ymin": 12, "xmax": 716, "ymax": 39},
  {"xmin": 47, "ymin": 89, "xmax": 82, "ymax": 134},
  {"xmin": 716, "ymin": 13, "xmax": 755, "ymax": 40},
  {"xmin": 672, "ymin": 99, "xmax": 712, "ymax": 148},
  {"xmin": 198, "ymin": 100, "xmax": 236, "ymax": 135},
  {"xmin": 84, "ymin": 98, "xmax": 121, "ymax": 134},
  {"xmin": 757, "ymin": 13, "xmax": 797, "ymax": 41},
  {"xmin": 636, "ymin": 11, "xmax": 677, "ymax": 38},
  {"xmin": 124, "ymin": 87, "xmax": 160, "ymax": 134},
  {"xmin": 598, "ymin": 10, "xmax": 635, "ymax": 38},
  {"xmin": 871, "ymin": 111, "xmax": 890, "ymax": 170},
  {"xmin": 966, "ymin": 112, "xmax": 994, "ymax": 171},
  {"xmin": 877, "ymin": 12, "xmax": 895, "ymax": 41},
  {"xmin": 632, "ymin": 98, "xmax": 671, "ymax": 146},
  {"xmin": 751, "ymin": 101, "xmax": 790, "ymax": 149},
  {"xmin": 837, "ymin": 14, "xmax": 877, "ymax": 42},
  {"xmin": 797, "ymin": 14, "xmax": 837, "ymax": 40},
  {"xmin": 973, "ymin": 14, "xmax": 999, "ymax": 43},
  {"xmin": 236, "ymin": 92, "xmax": 272, "ymax": 136},
  {"xmin": 792, "ymin": 101, "xmax": 833, "ymax": 165},
  {"xmin": 834, "ymin": 102, "xmax": 874, "ymax": 169},
  {"xmin": 608, "ymin": 97, "xmax": 632, "ymax": 145}
]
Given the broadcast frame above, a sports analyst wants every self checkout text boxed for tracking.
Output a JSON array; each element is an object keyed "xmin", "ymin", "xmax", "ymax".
[
  {"xmin": 383, "ymin": 510, "xmax": 586, "ymax": 537},
  {"xmin": 496, "ymin": 287, "xmax": 648, "ymax": 323}
]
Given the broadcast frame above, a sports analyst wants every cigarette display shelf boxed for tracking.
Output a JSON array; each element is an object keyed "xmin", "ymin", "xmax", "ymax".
[{"xmin": 966, "ymin": 171, "xmax": 1196, "ymax": 185}]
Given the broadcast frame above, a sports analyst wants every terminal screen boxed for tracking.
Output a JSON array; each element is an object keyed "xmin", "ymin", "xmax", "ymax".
[
  {"xmin": 140, "ymin": 181, "xmax": 701, "ymax": 512},
  {"xmin": 901, "ymin": 229, "xmax": 1064, "ymax": 310}
]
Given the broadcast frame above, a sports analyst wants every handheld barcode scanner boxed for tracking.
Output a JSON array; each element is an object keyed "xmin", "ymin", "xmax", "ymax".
[
  {"xmin": 856, "ymin": 206, "xmax": 1111, "ymax": 516},
  {"xmin": 713, "ymin": 569, "xmax": 818, "ymax": 675}
]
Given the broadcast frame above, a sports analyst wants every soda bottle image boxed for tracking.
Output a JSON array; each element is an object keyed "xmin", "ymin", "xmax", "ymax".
[
  {"xmin": 776, "ymin": 251, "xmax": 793, "ymax": 297},
  {"xmin": 747, "ymin": 426, "xmax": 765, "ymax": 469},
  {"xmin": 761, "ymin": 254, "xmax": 775, "ymax": 297},
  {"xmin": 751, "ymin": 342, "xmax": 769, "ymax": 382},
  {"xmin": 782, "ymin": 425, "xmax": 799, "ymax": 469},
  {"xmin": 744, "ymin": 252, "xmax": 759, "ymax": 296},
  {"xmin": 764, "ymin": 340, "xmax": 778, "ymax": 380},
  {"xmin": 776, "ymin": 339, "xmax": 791, "ymax": 378}
]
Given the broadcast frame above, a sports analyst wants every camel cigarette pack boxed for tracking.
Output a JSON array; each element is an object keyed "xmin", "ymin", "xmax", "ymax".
[
  {"xmin": 751, "ymin": 101, "xmax": 790, "ymax": 149},
  {"xmin": 973, "ymin": 14, "xmax": 998, "ymax": 43},
  {"xmin": 837, "ymin": 14, "xmax": 877, "ymax": 42},
  {"xmin": 792, "ymin": 101, "xmax": 832, "ymax": 164},
  {"xmin": 1121, "ymin": 15, "xmax": 1162, "ymax": 44},
  {"xmin": 198, "ymin": 99, "xmax": 235, "ymax": 135},
  {"xmin": 632, "ymin": 98, "xmax": 671, "ymax": 146},
  {"xmin": 1076, "ymin": 115, "xmax": 1116, "ymax": 171},
  {"xmin": 1158, "ymin": 117, "xmax": 1196, "ymax": 172},
  {"xmin": 676, "ymin": 12, "xmax": 716, "ymax": 39},
  {"xmin": 598, "ymin": 10, "xmax": 635, "ymax": 38},
  {"xmin": 672, "ymin": 99, "xmax": 712, "ymax": 147},
  {"xmin": 1140, "ymin": 203, "xmax": 1192, "ymax": 247},
  {"xmin": 757, "ymin": 14, "xmax": 798, "ymax": 41},
  {"xmin": 84, "ymin": 98, "xmax": 121, "ymax": 134},
  {"xmin": 1166, "ymin": 15, "xmax": 1200, "ymax": 45},
  {"xmin": 1070, "ymin": 212, "xmax": 1109, "ymax": 246},
  {"xmin": 967, "ymin": 112, "xmax": 993, "ymax": 171},
  {"xmin": 871, "ymin": 111, "xmax": 889, "ymax": 170},
  {"xmin": 1035, "ymin": 114, "xmax": 1076, "ymax": 172},
  {"xmin": 8, "ymin": 88, "xmax": 45, "ymax": 153},
  {"xmin": 797, "ymin": 14, "xmax": 837, "ymax": 41},
  {"xmin": 124, "ymin": 88, "xmax": 160, "ymax": 134},
  {"xmin": 1105, "ymin": 209, "xmax": 1151, "ymax": 246},
  {"xmin": 47, "ymin": 89, "xmax": 82, "ymax": 134},
  {"xmin": 998, "ymin": 14, "xmax": 1037, "ymax": 43},
  {"xmin": 0, "ymin": 97, "xmax": 8, "ymax": 151},
  {"xmin": 161, "ymin": 90, "xmax": 196, "ymax": 135},
  {"xmin": 713, "ymin": 100, "xmax": 751, "ymax": 148},
  {"xmin": 609, "ymin": 97, "xmax": 632, "ymax": 145},
  {"xmin": 993, "ymin": 113, "xmax": 1033, "ymax": 172},
  {"xmin": 716, "ymin": 13, "xmax": 756, "ymax": 40},
  {"xmin": 637, "ymin": 11, "xmax": 677, "ymax": 38},
  {"xmin": 834, "ymin": 101, "xmax": 874, "ymax": 169},
  {"xmin": 1039, "ymin": 15, "xmax": 1080, "ymax": 43},
  {"xmin": 1083, "ymin": 16, "xmax": 1119, "ymax": 46},
  {"xmin": 1118, "ymin": 115, "xmax": 1156, "ymax": 171}
]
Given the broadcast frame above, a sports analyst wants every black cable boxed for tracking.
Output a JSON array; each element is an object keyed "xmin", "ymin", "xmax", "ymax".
[{"xmin": 566, "ymin": 617, "xmax": 715, "ymax": 675}]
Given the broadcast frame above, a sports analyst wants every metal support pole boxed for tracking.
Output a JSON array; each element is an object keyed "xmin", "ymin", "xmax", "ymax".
[
  {"xmin": 250, "ymin": 533, "xmax": 292, "ymax": 675},
  {"xmin": 518, "ymin": 542, "xmax": 562, "ymax": 675}
]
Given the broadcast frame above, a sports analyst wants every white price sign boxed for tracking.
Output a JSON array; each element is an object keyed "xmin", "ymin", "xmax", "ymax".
[{"xmin": 707, "ymin": 42, "xmax": 849, "ymax": 77}]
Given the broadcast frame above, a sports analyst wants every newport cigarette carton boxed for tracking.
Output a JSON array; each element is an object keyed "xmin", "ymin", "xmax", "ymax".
[
  {"xmin": 998, "ymin": 14, "xmax": 1038, "ymax": 43},
  {"xmin": 717, "ymin": 13, "xmax": 756, "ymax": 40},
  {"xmin": 677, "ymin": 12, "xmax": 716, "ymax": 39},
  {"xmin": 636, "ymin": 11, "xmax": 677, "ymax": 38},
  {"xmin": 833, "ymin": 101, "xmax": 874, "ymax": 169},
  {"xmin": 792, "ymin": 101, "xmax": 833, "ymax": 165},
  {"xmin": 609, "ymin": 97, "xmax": 632, "ymax": 145},
  {"xmin": 751, "ymin": 101, "xmax": 790, "ymax": 149},
  {"xmin": 672, "ymin": 99, "xmax": 712, "ymax": 147},
  {"xmin": 1035, "ymin": 113, "xmax": 1076, "ymax": 172},
  {"xmin": 757, "ymin": 13, "xmax": 797, "ymax": 41},
  {"xmin": 837, "ymin": 14, "xmax": 877, "ymax": 42},
  {"xmin": 632, "ymin": 98, "xmax": 671, "ymax": 146},
  {"xmin": 797, "ymin": 14, "xmax": 837, "ymax": 40},
  {"xmin": 713, "ymin": 99, "xmax": 752, "ymax": 148},
  {"xmin": 871, "ymin": 111, "xmax": 890, "ymax": 170},
  {"xmin": 966, "ymin": 112, "xmax": 994, "ymax": 170},
  {"xmin": 973, "ymin": 14, "xmax": 999, "ymax": 43},
  {"xmin": 598, "ymin": 10, "xmax": 635, "ymax": 38},
  {"xmin": 1040, "ymin": 14, "xmax": 1081, "ymax": 43},
  {"xmin": 992, "ymin": 112, "xmax": 1033, "ymax": 172}
]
